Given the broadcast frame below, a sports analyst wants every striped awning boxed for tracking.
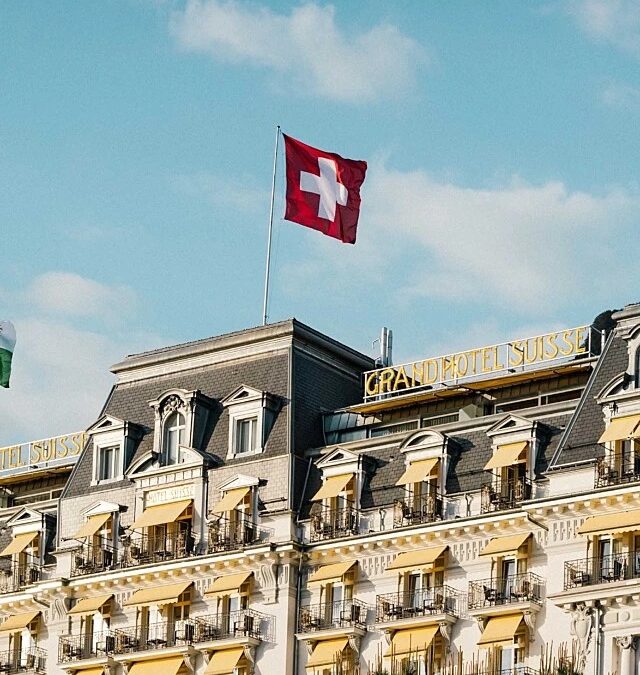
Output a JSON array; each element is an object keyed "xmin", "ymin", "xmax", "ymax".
[
  {"xmin": 204, "ymin": 647, "xmax": 245, "ymax": 675},
  {"xmin": 211, "ymin": 487, "xmax": 250, "ymax": 514},
  {"xmin": 386, "ymin": 625, "xmax": 439, "ymax": 657},
  {"xmin": 307, "ymin": 638, "xmax": 349, "ymax": 667},
  {"xmin": 205, "ymin": 572, "xmax": 253, "ymax": 598},
  {"xmin": 73, "ymin": 513, "xmax": 112, "ymax": 539},
  {"xmin": 130, "ymin": 499, "xmax": 191, "ymax": 529},
  {"xmin": 312, "ymin": 474, "xmax": 353, "ymax": 501},
  {"xmin": 124, "ymin": 581, "xmax": 192, "ymax": 607},
  {"xmin": 128, "ymin": 656, "xmax": 185, "ymax": 675},
  {"xmin": 386, "ymin": 545, "xmax": 448, "ymax": 573},
  {"xmin": 478, "ymin": 613, "xmax": 524, "ymax": 647},
  {"xmin": 0, "ymin": 531, "xmax": 38, "ymax": 557},
  {"xmin": 68, "ymin": 594, "xmax": 113, "ymax": 616},
  {"xmin": 480, "ymin": 533, "xmax": 531, "ymax": 557},
  {"xmin": 308, "ymin": 561, "xmax": 357, "ymax": 585},
  {"xmin": 396, "ymin": 458, "xmax": 440, "ymax": 486},
  {"xmin": 578, "ymin": 508, "xmax": 640, "ymax": 536},
  {"xmin": 0, "ymin": 611, "xmax": 40, "ymax": 633},
  {"xmin": 484, "ymin": 442, "xmax": 528, "ymax": 471},
  {"xmin": 599, "ymin": 415, "xmax": 640, "ymax": 443}
]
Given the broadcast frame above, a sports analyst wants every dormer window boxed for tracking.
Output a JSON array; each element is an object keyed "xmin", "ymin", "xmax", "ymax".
[
  {"xmin": 163, "ymin": 411, "xmax": 186, "ymax": 465},
  {"xmin": 87, "ymin": 415, "xmax": 143, "ymax": 486},
  {"xmin": 97, "ymin": 445, "xmax": 120, "ymax": 482},
  {"xmin": 222, "ymin": 386, "xmax": 279, "ymax": 460}
]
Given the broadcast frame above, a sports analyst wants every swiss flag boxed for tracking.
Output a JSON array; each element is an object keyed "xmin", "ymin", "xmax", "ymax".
[{"xmin": 283, "ymin": 134, "xmax": 367, "ymax": 244}]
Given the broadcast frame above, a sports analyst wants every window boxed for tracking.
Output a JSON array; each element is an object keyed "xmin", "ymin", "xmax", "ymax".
[
  {"xmin": 163, "ymin": 412, "xmax": 185, "ymax": 464},
  {"xmin": 98, "ymin": 446, "xmax": 120, "ymax": 482},
  {"xmin": 234, "ymin": 417, "xmax": 258, "ymax": 455}
]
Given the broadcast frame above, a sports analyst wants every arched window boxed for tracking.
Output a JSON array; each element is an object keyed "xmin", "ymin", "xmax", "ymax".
[{"xmin": 163, "ymin": 412, "xmax": 185, "ymax": 464}]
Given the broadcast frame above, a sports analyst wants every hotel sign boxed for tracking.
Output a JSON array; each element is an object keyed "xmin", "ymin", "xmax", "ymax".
[
  {"xmin": 0, "ymin": 432, "xmax": 86, "ymax": 476},
  {"xmin": 364, "ymin": 325, "xmax": 598, "ymax": 401}
]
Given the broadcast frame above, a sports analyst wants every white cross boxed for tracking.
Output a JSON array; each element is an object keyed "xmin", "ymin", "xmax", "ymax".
[{"xmin": 299, "ymin": 157, "xmax": 348, "ymax": 221}]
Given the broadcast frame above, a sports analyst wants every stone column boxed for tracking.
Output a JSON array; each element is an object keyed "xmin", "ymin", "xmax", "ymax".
[{"xmin": 616, "ymin": 635, "xmax": 637, "ymax": 675}]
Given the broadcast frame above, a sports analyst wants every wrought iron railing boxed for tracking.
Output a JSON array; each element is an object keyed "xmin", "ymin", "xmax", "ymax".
[
  {"xmin": 309, "ymin": 502, "xmax": 359, "ymax": 542},
  {"xmin": 473, "ymin": 669, "xmax": 540, "ymax": 675},
  {"xmin": 375, "ymin": 586, "xmax": 460, "ymax": 622},
  {"xmin": 595, "ymin": 453, "xmax": 640, "ymax": 488},
  {"xmin": 392, "ymin": 491, "xmax": 443, "ymax": 528},
  {"xmin": 0, "ymin": 559, "xmax": 41, "ymax": 594},
  {"xmin": 468, "ymin": 572, "xmax": 543, "ymax": 609},
  {"xmin": 112, "ymin": 620, "xmax": 195, "ymax": 653},
  {"xmin": 120, "ymin": 531, "xmax": 196, "ymax": 568},
  {"xmin": 71, "ymin": 544, "xmax": 117, "ymax": 576},
  {"xmin": 298, "ymin": 599, "xmax": 367, "ymax": 633},
  {"xmin": 59, "ymin": 632, "xmax": 116, "ymax": 662},
  {"xmin": 480, "ymin": 476, "xmax": 532, "ymax": 513},
  {"xmin": 207, "ymin": 516, "xmax": 263, "ymax": 553},
  {"xmin": 0, "ymin": 648, "xmax": 46, "ymax": 673},
  {"xmin": 193, "ymin": 609, "xmax": 269, "ymax": 642},
  {"xmin": 564, "ymin": 551, "xmax": 640, "ymax": 589}
]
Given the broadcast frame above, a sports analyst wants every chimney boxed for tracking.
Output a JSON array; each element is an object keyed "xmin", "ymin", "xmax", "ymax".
[{"xmin": 379, "ymin": 327, "xmax": 393, "ymax": 367}]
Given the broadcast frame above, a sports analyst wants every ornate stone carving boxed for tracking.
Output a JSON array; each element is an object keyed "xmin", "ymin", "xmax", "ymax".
[
  {"xmin": 259, "ymin": 562, "xmax": 279, "ymax": 604},
  {"xmin": 523, "ymin": 610, "xmax": 537, "ymax": 641},
  {"xmin": 182, "ymin": 653, "xmax": 196, "ymax": 672},
  {"xmin": 438, "ymin": 621, "xmax": 451, "ymax": 645},
  {"xmin": 616, "ymin": 635, "xmax": 637, "ymax": 651},
  {"xmin": 570, "ymin": 603, "xmax": 593, "ymax": 671},
  {"xmin": 348, "ymin": 635, "xmax": 361, "ymax": 655},
  {"xmin": 243, "ymin": 645, "xmax": 256, "ymax": 673},
  {"xmin": 161, "ymin": 394, "xmax": 184, "ymax": 417}
]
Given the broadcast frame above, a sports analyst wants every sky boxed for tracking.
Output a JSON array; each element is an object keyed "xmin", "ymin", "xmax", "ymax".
[{"xmin": 1, "ymin": 0, "xmax": 640, "ymax": 445}]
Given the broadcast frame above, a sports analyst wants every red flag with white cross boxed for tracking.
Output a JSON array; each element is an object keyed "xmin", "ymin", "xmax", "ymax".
[{"xmin": 283, "ymin": 134, "xmax": 367, "ymax": 244}]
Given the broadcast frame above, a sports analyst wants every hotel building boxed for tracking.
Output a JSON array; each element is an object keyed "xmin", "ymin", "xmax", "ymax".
[{"xmin": 1, "ymin": 304, "xmax": 640, "ymax": 675}]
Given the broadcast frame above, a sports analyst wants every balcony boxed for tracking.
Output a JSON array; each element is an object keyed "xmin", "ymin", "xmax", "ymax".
[
  {"xmin": 392, "ymin": 491, "xmax": 443, "ymax": 528},
  {"xmin": 0, "ymin": 648, "xmax": 46, "ymax": 673},
  {"xmin": 192, "ymin": 609, "xmax": 270, "ymax": 643},
  {"xmin": 0, "ymin": 559, "xmax": 41, "ymax": 594},
  {"xmin": 468, "ymin": 572, "xmax": 543, "ymax": 610},
  {"xmin": 207, "ymin": 516, "xmax": 263, "ymax": 553},
  {"xmin": 309, "ymin": 502, "xmax": 359, "ymax": 542},
  {"xmin": 59, "ymin": 632, "xmax": 115, "ymax": 662},
  {"xmin": 120, "ymin": 531, "xmax": 195, "ymax": 569},
  {"xmin": 595, "ymin": 453, "xmax": 640, "ymax": 488},
  {"xmin": 376, "ymin": 586, "xmax": 460, "ymax": 623},
  {"xmin": 480, "ymin": 476, "xmax": 532, "ymax": 514},
  {"xmin": 473, "ymin": 670, "xmax": 540, "ymax": 675},
  {"xmin": 564, "ymin": 551, "xmax": 640, "ymax": 590},
  {"xmin": 71, "ymin": 544, "xmax": 117, "ymax": 577},
  {"xmin": 298, "ymin": 599, "xmax": 367, "ymax": 633},
  {"xmin": 112, "ymin": 620, "xmax": 195, "ymax": 654}
]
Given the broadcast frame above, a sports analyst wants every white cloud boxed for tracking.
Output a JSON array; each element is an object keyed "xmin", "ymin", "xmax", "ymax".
[
  {"xmin": 170, "ymin": 0, "xmax": 424, "ymax": 103},
  {"xmin": 601, "ymin": 81, "xmax": 640, "ymax": 110},
  {"xmin": 281, "ymin": 165, "xmax": 640, "ymax": 315},
  {"xmin": 0, "ymin": 274, "xmax": 163, "ymax": 446},
  {"xmin": 25, "ymin": 272, "xmax": 137, "ymax": 323},
  {"xmin": 567, "ymin": 0, "xmax": 640, "ymax": 55}
]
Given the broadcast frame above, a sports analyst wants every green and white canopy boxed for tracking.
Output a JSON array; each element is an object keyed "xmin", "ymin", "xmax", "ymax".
[{"xmin": 0, "ymin": 321, "xmax": 16, "ymax": 389}]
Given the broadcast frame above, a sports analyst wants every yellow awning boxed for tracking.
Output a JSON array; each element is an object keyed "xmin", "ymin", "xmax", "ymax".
[
  {"xmin": 73, "ymin": 668, "xmax": 106, "ymax": 675},
  {"xmin": 205, "ymin": 571, "xmax": 253, "ymax": 598},
  {"xmin": 312, "ymin": 474, "xmax": 353, "ymax": 501},
  {"xmin": 480, "ymin": 533, "xmax": 531, "ymax": 557},
  {"xmin": 484, "ymin": 441, "xmax": 529, "ymax": 471},
  {"xmin": 308, "ymin": 561, "xmax": 357, "ymax": 585},
  {"xmin": 73, "ymin": 513, "xmax": 112, "ymax": 539},
  {"xmin": 386, "ymin": 545, "xmax": 448, "ymax": 573},
  {"xmin": 0, "ymin": 531, "xmax": 38, "ymax": 557},
  {"xmin": 307, "ymin": 638, "xmax": 349, "ymax": 667},
  {"xmin": 211, "ymin": 487, "xmax": 250, "ymax": 514},
  {"xmin": 598, "ymin": 415, "xmax": 640, "ymax": 443},
  {"xmin": 128, "ymin": 656, "xmax": 185, "ymax": 675},
  {"xmin": 68, "ymin": 594, "xmax": 113, "ymax": 616},
  {"xmin": 0, "ymin": 611, "xmax": 40, "ymax": 633},
  {"xmin": 204, "ymin": 647, "xmax": 245, "ymax": 675},
  {"xmin": 130, "ymin": 499, "xmax": 192, "ymax": 529},
  {"xmin": 578, "ymin": 508, "xmax": 640, "ymax": 536},
  {"xmin": 124, "ymin": 581, "xmax": 192, "ymax": 607},
  {"xmin": 395, "ymin": 458, "xmax": 440, "ymax": 486},
  {"xmin": 386, "ymin": 625, "xmax": 439, "ymax": 657},
  {"xmin": 478, "ymin": 613, "xmax": 524, "ymax": 647}
]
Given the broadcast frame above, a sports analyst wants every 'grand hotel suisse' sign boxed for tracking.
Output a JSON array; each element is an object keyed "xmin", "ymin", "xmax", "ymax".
[
  {"xmin": 0, "ymin": 431, "xmax": 86, "ymax": 478},
  {"xmin": 364, "ymin": 325, "xmax": 599, "ymax": 401}
]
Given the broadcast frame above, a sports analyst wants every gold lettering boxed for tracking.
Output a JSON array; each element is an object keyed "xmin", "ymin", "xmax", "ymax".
[
  {"xmin": 558, "ymin": 330, "xmax": 575, "ymax": 356},
  {"xmin": 481, "ymin": 348, "xmax": 493, "ymax": 373},
  {"xmin": 509, "ymin": 341, "xmax": 524, "ymax": 367},
  {"xmin": 455, "ymin": 353, "xmax": 469, "ymax": 377},
  {"xmin": 468, "ymin": 349, "xmax": 481, "ymax": 374},
  {"xmin": 30, "ymin": 443, "xmax": 41, "ymax": 464},
  {"xmin": 70, "ymin": 433, "xmax": 84, "ymax": 455},
  {"xmin": 441, "ymin": 356, "xmax": 455, "ymax": 380},
  {"xmin": 424, "ymin": 359, "xmax": 438, "ymax": 384},
  {"xmin": 378, "ymin": 369, "xmax": 395, "ymax": 393},
  {"xmin": 365, "ymin": 372, "xmax": 379, "ymax": 397},
  {"xmin": 57, "ymin": 436, "xmax": 70, "ymax": 458},
  {"xmin": 411, "ymin": 362, "xmax": 424, "ymax": 386},
  {"xmin": 492, "ymin": 346, "xmax": 504, "ymax": 371},
  {"xmin": 524, "ymin": 338, "xmax": 539, "ymax": 364},
  {"xmin": 575, "ymin": 326, "xmax": 587, "ymax": 353},
  {"xmin": 545, "ymin": 332, "xmax": 559, "ymax": 359},
  {"xmin": 393, "ymin": 366, "xmax": 410, "ymax": 390}
]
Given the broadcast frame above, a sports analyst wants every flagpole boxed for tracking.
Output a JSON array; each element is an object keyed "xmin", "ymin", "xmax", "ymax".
[{"xmin": 262, "ymin": 125, "xmax": 280, "ymax": 326}]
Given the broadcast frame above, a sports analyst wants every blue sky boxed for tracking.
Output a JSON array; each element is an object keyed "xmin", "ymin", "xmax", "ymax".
[{"xmin": 1, "ymin": 0, "xmax": 640, "ymax": 444}]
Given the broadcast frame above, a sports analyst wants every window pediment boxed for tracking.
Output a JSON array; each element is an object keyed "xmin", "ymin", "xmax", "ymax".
[
  {"xmin": 218, "ymin": 474, "xmax": 260, "ymax": 491},
  {"xmin": 81, "ymin": 500, "xmax": 121, "ymax": 518},
  {"xmin": 6, "ymin": 507, "xmax": 42, "ymax": 531}
]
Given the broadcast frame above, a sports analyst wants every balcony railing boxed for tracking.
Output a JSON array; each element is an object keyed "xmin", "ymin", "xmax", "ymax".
[
  {"xmin": 71, "ymin": 544, "xmax": 117, "ymax": 576},
  {"xmin": 0, "ymin": 559, "xmax": 41, "ymax": 594},
  {"xmin": 473, "ymin": 669, "xmax": 540, "ymax": 675},
  {"xmin": 193, "ymin": 609, "xmax": 269, "ymax": 642},
  {"xmin": 207, "ymin": 516, "xmax": 263, "ymax": 553},
  {"xmin": 564, "ymin": 551, "xmax": 640, "ymax": 589},
  {"xmin": 59, "ymin": 632, "xmax": 115, "ymax": 662},
  {"xmin": 298, "ymin": 599, "xmax": 367, "ymax": 633},
  {"xmin": 595, "ymin": 453, "xmax": 640, "ymax": 488},
  {"xmin": 468, "ymin": 572, "xmax": 543, "ymax": 610},
  {"xmin": 392, "ymin": 491, "xmax": 443, "ymax": 528},
  {"xmin": 376, "ymin": 586, "xmax": 460, "ymax": 623},
  {"xmin": 120, "ymin": 531, "xmax": 196, "ymax": 569},
  {"xmin": 0, "ymin": 648, "xmax": 46, "ymax": 673},
  {"xmin": 481, "ymin": 476, "xmax": 532, "ymax": 514},
  {"xmin": 112, "ymin": 620, "xmax": 195, "ymax": 653},
  {"xmin": 309, "ymin": 502, "xmax": 359, "ymax": 542}
]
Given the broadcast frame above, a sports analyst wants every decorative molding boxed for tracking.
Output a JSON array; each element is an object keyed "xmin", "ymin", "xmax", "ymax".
[
  {"xmin": 616, "ymin": 635, "xmax": 637, "ymax": 651},
  {"xmin": 259, "ymin": 562, "xmax": 279, "ymax": 604},
  {"xmin": 570, "ymin": 602, "xmax": 593, "ymax": 671},
  {"xmin": 439, "ymin": 621, "xmax": 451, "ymax": 644},
  {"xmin": 348, "ymin": 634, "xmax": 361, "ymax": 655},
  {"xmin": 523, "ymin": 610, "xmax": 537, "ymax": 641}
]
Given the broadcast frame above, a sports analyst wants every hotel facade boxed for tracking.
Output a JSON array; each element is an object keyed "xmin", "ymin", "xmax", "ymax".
[{"xmin": 1, "ymin": 304, "xmax": 640, "ymax": 675}]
